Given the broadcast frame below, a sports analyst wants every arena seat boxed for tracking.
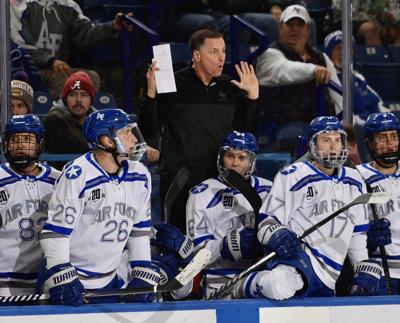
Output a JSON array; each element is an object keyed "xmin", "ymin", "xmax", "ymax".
[
  {"xmin": 353, "ymin": 45, "xmax": 391, "ymax": 64},
  {"xmin": 92, "ymin": 91, "xmax": 118, "ymax": 110},
  {"xmin": 32, "ymin": 91, "xmax": 53, "ymax": 115}
]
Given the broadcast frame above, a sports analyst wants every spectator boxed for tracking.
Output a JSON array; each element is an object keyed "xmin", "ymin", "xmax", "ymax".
[
  {"xmin": 160, "ymin": 0, "xmax": 280, "ymax": 45},
  {"xmin": 256, "ymin": 4, "xmax": 341, "ymax": 154},
  {"xmin": 141, "ymin": 29, "xmax": 259, "ymax": 233},
  {"xmin": 10, "ymin": 0, "xmax": 131, "ymax": 99},
  {"xmin": 43, "ymin": 71, "xmax": 96, "ymax": 165},
  {"xmin": 331, "ymin": 0, "xmax": 400, "ymax": 45},
  {"xmin": 324, "ymin": 30, "xmax": 389, "ymax": 123},
  {"xmin": 11, "ymin": 79, "xmax": 34, "ymax": 116}
]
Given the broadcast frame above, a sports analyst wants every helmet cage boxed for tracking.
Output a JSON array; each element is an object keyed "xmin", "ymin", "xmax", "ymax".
[
  {"xmin": 366, "ymin": 130, "xmax": 400, "ymax": 166},
  {"xmin": 309, "ymin": 129, "xmax": 349, "ymax": 168}
]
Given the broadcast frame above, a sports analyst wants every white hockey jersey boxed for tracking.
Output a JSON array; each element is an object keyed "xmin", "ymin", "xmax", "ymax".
[
  {"xmin": 0, "ymin": 163, "xmax": 60, "ymax": 295},
  {"xmin": 186, "ymin": 175, "xmax": 272, "ymax": 296},
  {"xmin": 41, "ymin": 153, "xmax": 152, "ymax": 289},
  {"xmin": 357, "ymin": 162, "xmax": 400, "ymax": 278},
  {"xmin": 260, "ymin": 161, "xmax": 369, "ymax": 290}
]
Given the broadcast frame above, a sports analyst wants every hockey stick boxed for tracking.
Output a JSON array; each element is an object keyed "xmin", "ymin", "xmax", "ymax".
[
  {"xmin": 205, "ymin": 192, "xmax": 390, "ymax": 300},
  {"xmin": 220, "ymin": 169, "xmax": 263, "ymax": 227},
  {"xmin": 164, "ymin": 167, "xmax": 189, "ymax": 223},
  {"xmin": 0, "ymin": 248, "xmax": 211, "ymax": 305},
  {"xmin": 365, "ymin": 183, "xmax": 392, "ymax": 295}
]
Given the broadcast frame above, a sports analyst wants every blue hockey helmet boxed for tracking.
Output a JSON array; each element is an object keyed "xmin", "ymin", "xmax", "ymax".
[
  {"xmin": 217, "ymin": 131, "xmax": 259, "ymax": 178},
  {"xmin": 83, "ymin": 109, "xmax": 146, "ymax": 161},
  {"xmin": 364, "ymin": 112, "xmax": 400, "ymax": 166},
  {"xmin": 308, "ymin": 116, "xmax": 348, "ymax": 168},
  {"xmin": 3, "ymin": 114, "xmax": 44, "ymax": 169}
]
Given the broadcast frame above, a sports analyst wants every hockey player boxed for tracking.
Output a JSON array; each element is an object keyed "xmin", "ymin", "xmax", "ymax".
[
  {"xmin": 0, "ymin": 115, "xmax": 60, "ymax": 296},
  {"xmin": 186, "ymin": 130, "xmax": 272, "ymax": 298},
  {"xmin": 37, "ymin": 109, "xmax": 159, "ymax": 306},
  {"xmin": 356, "ymin": 112, "xmax": 400, "ymax": 295},
  {"xmin": 234, "ymin": 116, "xmax": 383, "ymax": 300}
]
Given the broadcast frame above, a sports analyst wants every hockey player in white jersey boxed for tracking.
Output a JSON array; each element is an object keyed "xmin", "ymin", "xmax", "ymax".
[
  {"xmin": 357, "ymin": 112, "xmax": 400, "ymax": 295},
  {"xmin": 234, "ymin": 116, "xmax": 383, "ymax": 300},
  {"xmin": 0, "ymin": 115, "xmax": 60, "ymax": 296},
  {"xmin": 186, "ymin": 131, "xmax": 272, "ymax": 298},
  {"xmin": 37, "ymin": 109, "xmax": 159, "ymax": 306}
]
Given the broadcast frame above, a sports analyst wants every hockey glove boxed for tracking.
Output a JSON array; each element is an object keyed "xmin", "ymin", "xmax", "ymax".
[
  {"xmin": 152, "ymin": 253, "xmax": 179, "ymax": 285},
  {"xmin": 350, "ymin": 261, "xmax": 383, "ymax": 296},
  {"xmin": 220, "ymin": 227, "xmax": 263, "ymax": 262},
  {"xmin": 124, "ymin": 261, "xmax": 161, "ymax": 303},
  {"xmin": 367, "ymin": 218, "xmax": 392, "ymax": 252},
  {"xmin": 153, "ymin": 223, "xmax": 194, "ymax": 265},
  {"xmin": 259, "ymin": 224, "xmax": 302, "ymax": 259},
  {"xmin": 43, "ymin": 263, "xmax": 85, "ymax": 306}
]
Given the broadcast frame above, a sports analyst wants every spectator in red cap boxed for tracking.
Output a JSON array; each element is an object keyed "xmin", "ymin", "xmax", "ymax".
[{"xmin": 43, "ymin": 71, "xmax": 96, "ymax": 169}]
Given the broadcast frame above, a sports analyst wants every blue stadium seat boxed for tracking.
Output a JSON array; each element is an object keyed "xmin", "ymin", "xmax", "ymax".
[
  {"xmin": 93, "ymin": 91, "xmax": 118, "ymax": 110},
  {"xmin": 256, "ymin": 153, "xmax": 292, "ymax": 181},
  {"xmin": 388, "ymin": 45, "xmax": 400, "ymax": 63},
  {"xmin": 32, "ymin": 91, "xmax": 53, "ymax": 115},
  {"xmin": 355, "ymin": 63, "xmax": 400, "ymax": 101},
  {"xmin": 353, "ymin": 45, "xmax": 391, "ymax": 64}
]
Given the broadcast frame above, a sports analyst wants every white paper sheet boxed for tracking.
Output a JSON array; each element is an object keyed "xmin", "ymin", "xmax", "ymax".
[{"xmin": 152, "ymin": 44, "xmax": 177, "ymax": 94}]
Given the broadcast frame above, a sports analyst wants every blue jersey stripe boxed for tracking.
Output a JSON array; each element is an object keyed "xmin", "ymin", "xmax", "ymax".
[
  {"xmin": 307, "ymin": 244, "xmax": 343, "ymax": 271},
  {"xmin": 43, "ymin": 223, "xmax": 73, "ymax": 236},
  {"xmin": 354, "ymin": 224, "xmax": 369, "ymax": 233},
  {"xmin": 193, "ymin": 234, "xmax": 214, "ymax": 246},
  {"xmin": 133, "ymin": 219, "xmax": 152, "ymax": 228}
]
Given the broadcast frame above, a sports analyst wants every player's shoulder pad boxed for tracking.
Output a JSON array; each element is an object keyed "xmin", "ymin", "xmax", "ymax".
[
  {"xmin": 344, "ymin": 166, "xmax": 364, "ymax": 182},
  {"xmin": 127, "ymin": 160, "xmax": 151, "ymax": 176},
  {"xmin": 190, "ymin": 178, "xmax": 220, "ymax": 195},
  {"xmin": 254, "ymin": 176, "xmax": 273, "ymax": 187},
  {"xmin": 190, "ymin": 182, "xmax": 209, "ymax": 195}
]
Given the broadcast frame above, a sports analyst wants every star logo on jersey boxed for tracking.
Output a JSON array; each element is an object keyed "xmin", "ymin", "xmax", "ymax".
[
  {"xmin": 280, "ymin": 165, "xmax": 297, "ymax": 175},
  {"xmin": 191, "ymin": 183, "xmax": 208, "ymax": 194},
  {"xmin": 65, "ymin": 165, "xmax": 82, "ymax": 180}
]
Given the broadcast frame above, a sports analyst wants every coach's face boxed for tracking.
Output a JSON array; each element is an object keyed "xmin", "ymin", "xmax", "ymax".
[
  {"xmin": 193, "ymin": 37, "xmax": 226, "ymax": 80},
  {"xmin": 66, "ymin": 89, "xmax": 91, "ymax": 120}
]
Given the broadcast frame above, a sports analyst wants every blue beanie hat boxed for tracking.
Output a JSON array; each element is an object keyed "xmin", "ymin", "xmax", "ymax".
[{"xmin": 324, "ymin": 30, "xmax": 343, "ymax": 58}]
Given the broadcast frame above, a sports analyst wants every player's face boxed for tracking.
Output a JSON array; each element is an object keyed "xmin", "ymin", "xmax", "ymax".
[
  {"xmin": 330, "ymin": 44, "xmax": 342, "ymax": 69},
  {"xmin": 223, "ymin": 149, "xmax": 252, "ymax": 177},
  {"xmin": 7, "ymin": 132, "xmax": 38, "ymax": 158},
  {"xmin": 194, "ymin": 37, "xmax": 226, "ymax": 79},
  {"xmin": 279, "ymin": 18, "xmax": 310, "ymax": 51},
  {"xmin": 315, "ymin": 132, "xmax": 343, "ymax": 158},
  {"xmin": 372, "ymin": 130, "xmax": 399, "ymax": 156},
  {"xmin": 66, "ymin": 90, "xmax": 92, "ymax": 119},
  {"xmin": 116, "ymin": 126, "xmax": 138, "ymax": 152},
  {"xmin": 11, "ymin": 98, "xmax": 29, "ymax": 116}
]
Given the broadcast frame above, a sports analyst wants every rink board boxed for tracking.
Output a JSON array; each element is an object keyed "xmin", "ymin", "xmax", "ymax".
[{"xmin": 0, "ymin": 296, "xmax": 400, "ymax": 323}]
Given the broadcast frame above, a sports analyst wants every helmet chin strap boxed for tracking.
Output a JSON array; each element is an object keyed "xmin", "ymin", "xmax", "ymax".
[{"xmin": 374, "ymin": 155, "xmax": 398, "ymax": 169}]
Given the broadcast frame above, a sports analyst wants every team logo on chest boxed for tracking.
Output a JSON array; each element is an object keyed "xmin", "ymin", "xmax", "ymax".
[
  {"xmin": 90, "ymin": 188, "xmax": 105, "ymax": 204},
  {"xmin": 222, "ymin": 192, "xmax": 237, "ymax": 210},
  {"xmin": 305, "ymin": 186, "xmax": 318, "ymax": 203},
  {"xmin": 0, "ymin": 189, "xmax": 9, "ymax": 205}
]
